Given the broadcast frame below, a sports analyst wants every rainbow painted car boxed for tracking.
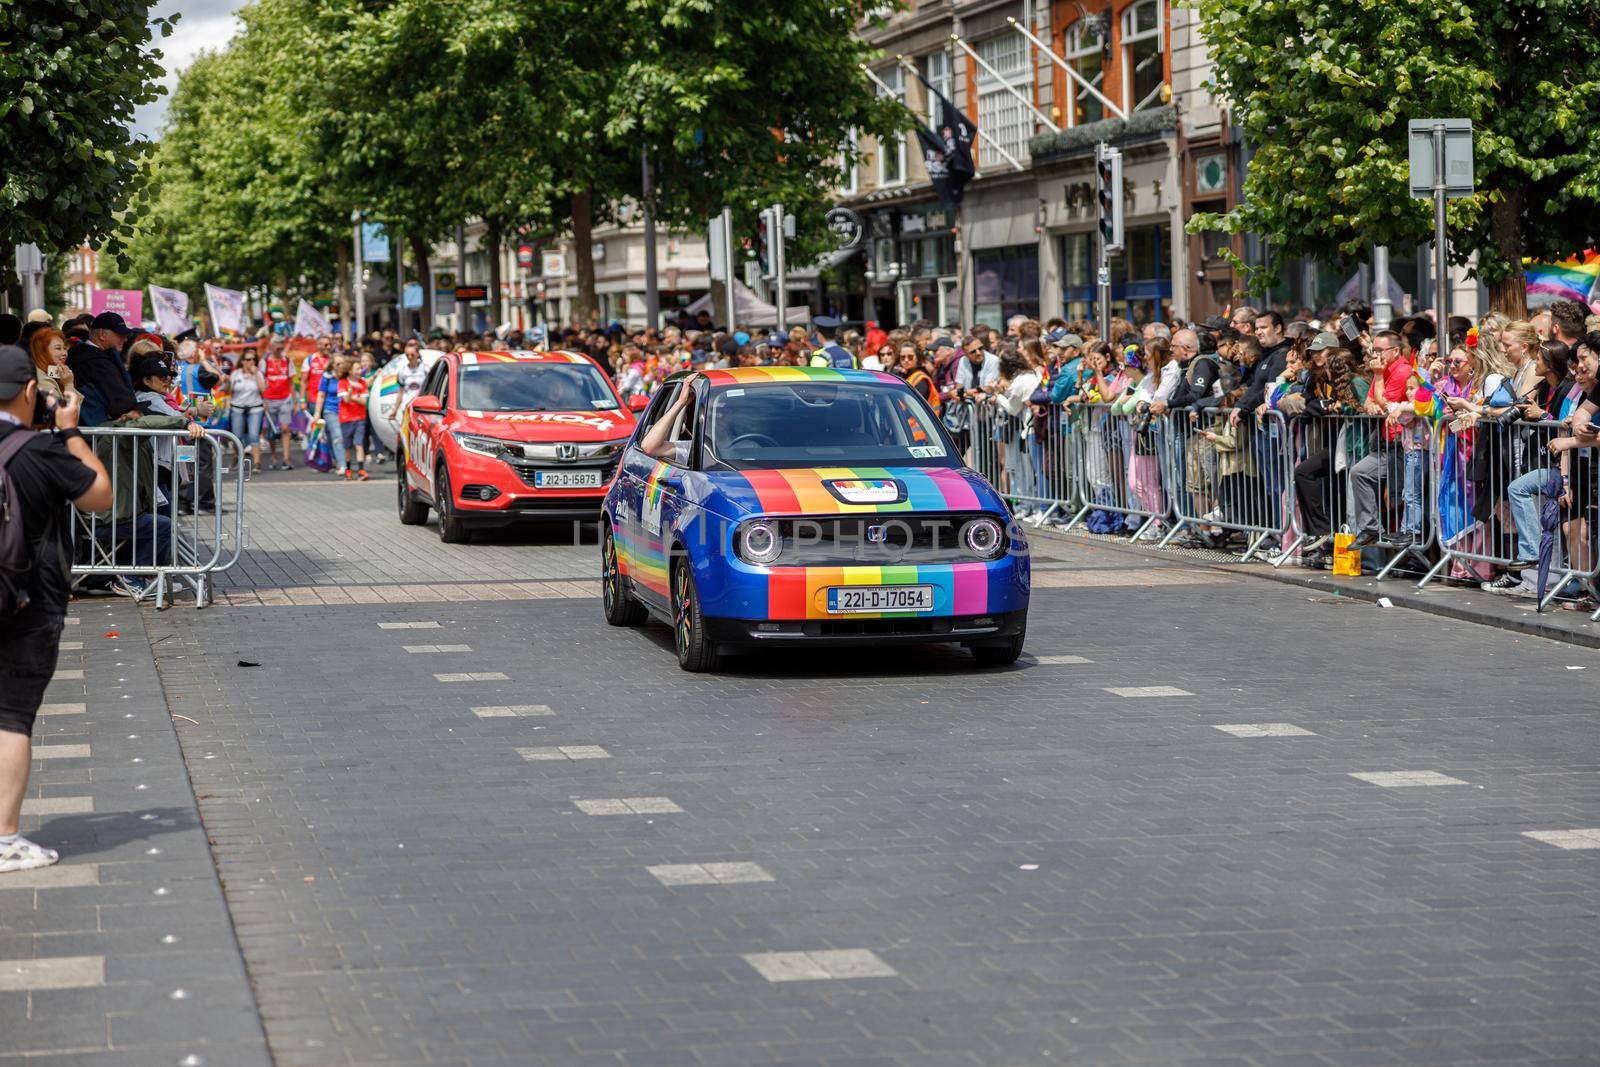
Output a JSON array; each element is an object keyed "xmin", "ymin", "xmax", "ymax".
[{"xmin": 600, "ymin": 367, "xmax": 1029, "ymax": 671}]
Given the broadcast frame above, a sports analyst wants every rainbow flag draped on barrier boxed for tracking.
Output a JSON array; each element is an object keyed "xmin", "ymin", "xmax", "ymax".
[{"xmin": 1525, "ymin": 252, "xmax": 1600, "ymax": 309}]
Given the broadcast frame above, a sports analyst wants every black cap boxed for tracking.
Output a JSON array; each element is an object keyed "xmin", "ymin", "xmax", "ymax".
[
  {"xmin": 929, "ymin": 338, "xmax": 956, "ymax": 353},
  {"xmin": 131, "ymin": 353, "xmax": 176, "ymax": 382},
  {"xmin": 90, "ymin": 311, "xmax": 133, "ymax": 337},
  {"xmin": 813, "ymin": 315, "xmax": 840, "ymax": 332},
  {"xmin": 0, "ymin": 345, "xmax": 34, "ymax": 401}
]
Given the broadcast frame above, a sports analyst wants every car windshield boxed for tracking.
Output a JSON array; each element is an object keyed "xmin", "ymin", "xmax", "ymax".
[
  {"xmin": 457, "ymin": 363, "xmax": 618, "ymax": 412},
  {"xmin": 704, "ymin": 381, "xmax": 960, "ymax": 469}
]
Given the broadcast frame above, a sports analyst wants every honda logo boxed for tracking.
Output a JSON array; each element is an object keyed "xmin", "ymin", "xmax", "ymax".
[
  {"xmin": 556, "ymin": 443, "xmax": 578, "ymax": 462},
  {"xmin": 865, "ymin": 524, "xmax": 888, "ymax": 543}
]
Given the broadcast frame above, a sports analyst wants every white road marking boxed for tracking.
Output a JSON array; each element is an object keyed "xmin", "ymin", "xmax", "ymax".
[
  {"xmin": 39, "ymin": 703, "xmax": 86, "ymax": 716},
  {"xmin": 379, "ymin": 621, "xmax": 441, "ymax": 629},
  {"xmin": 50, "ymin": 669, "xmax": 84, "ymax": 681},
  {"xmin": 647, "ymin": 862, "xmax": 774, "ymax": 886},
  {"xmin": 472, "ymin": 705, "xmax": 553, "ymax": 717},
  {"xmin": 574, "ymin": 797, "xmax": 682, "ymax": 815},
  {"xmin": 434, "ymin": 672, "xmax": 509, "ymax": 682},
  {"xmin": 1034, "ymin": 655, "xmax": 1092, "ymax": 665},
  {"xmin": 742, "ymin": 949, "xmax": 897, "ymax": 982},
  {"xmin": 1348, "ymin": 771, "xmax": 1467, "ymax": 788},
  {"xmin": 1104, "ymin": 685, "xmax": 1193, "ymax": 698},
  {"xmin": 1522, "ymin": 829, "xmax": 1600, "ymax": 850},
  {"xmin": 1212, "ymin": 723, "xmax": 1316, "ymax": 738},
  {"xmin": 404, "ymin": 644, "xmax": 473, "ymax": 653},
  {"xmin": 517, "ymin": 746, "xmax": 611, "ymax": 761}
]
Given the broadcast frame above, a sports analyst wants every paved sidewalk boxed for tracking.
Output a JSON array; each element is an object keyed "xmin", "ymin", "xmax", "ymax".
[
  {"xmin": 1035, "ymin": 526, "xmax": 1600, "ymax": 649},
  {"xmin": 1, "ymin": 600, "xmax": 269, "ymax": 1066}
]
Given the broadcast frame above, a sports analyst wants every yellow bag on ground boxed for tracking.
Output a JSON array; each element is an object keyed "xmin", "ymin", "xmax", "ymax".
[{"xmin": 1331, "ymin": 533, "xmax": 1362, "ymax": 576}]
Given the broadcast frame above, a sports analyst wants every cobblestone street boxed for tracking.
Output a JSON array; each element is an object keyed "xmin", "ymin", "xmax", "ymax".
[{"xmin": 5, "ymin": 471, "xmax": 1599, "ymax": 1066}]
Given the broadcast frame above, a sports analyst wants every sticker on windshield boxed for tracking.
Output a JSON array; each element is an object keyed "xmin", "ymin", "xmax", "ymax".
[
  {"xmin": 590, "ymin": 399, "xmax": 612, "ymax": 408},
  {"xmin": 724, "ymin": 388, "xmax": 744, "ymax": 397},
  {"xmin": 907, "ymin": 444, "xmax": 945, "ymax": 458}
]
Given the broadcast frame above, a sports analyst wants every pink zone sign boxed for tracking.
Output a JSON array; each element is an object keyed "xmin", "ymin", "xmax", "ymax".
[{"xmin": 91, "ymin": 289, "xmax": 143, "ymax": 323}]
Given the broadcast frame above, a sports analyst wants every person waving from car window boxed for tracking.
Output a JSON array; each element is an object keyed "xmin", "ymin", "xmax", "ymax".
[{"xmin": 640, "ymin": 375, "xmax": 699, "ymax": 466}]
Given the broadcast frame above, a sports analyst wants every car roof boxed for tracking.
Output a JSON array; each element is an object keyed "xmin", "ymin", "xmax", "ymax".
[
  {"xmin": 696, "ymin": 366, "xmax": 903, "ymax": 387},
  {"xmin": 448, "ymin": 349, "xmax": 600, "ymax": 367}
]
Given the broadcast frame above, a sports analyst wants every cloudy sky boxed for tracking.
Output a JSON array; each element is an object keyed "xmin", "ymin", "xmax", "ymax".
[{"xmin": 133, "ymin": 0, "xmax": 244, "ymax": 137}]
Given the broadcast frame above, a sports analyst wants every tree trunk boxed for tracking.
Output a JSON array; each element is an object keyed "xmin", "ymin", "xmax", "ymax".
[
  {"xmin": 335, "ymin": 242, "xmax": 353, "ymax": 341},
  {"xmin": 1487, "ymin": 190, "xmax": 1528, "ymax": 319},
  {"xmin": 571, "ymin": 189, "xmax": 598, "ymax": 327},
  {"xmin": 486, "ymin": 219, "xmax": 503, "ymax": 333},
  {"xmin": 409, "ymin": 234, "xmax": 431, "ymax": 334}
]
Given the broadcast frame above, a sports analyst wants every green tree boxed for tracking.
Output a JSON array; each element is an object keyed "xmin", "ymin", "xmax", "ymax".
[
  {"xmin": 1189, "ymin": 0, "xmax": 1600, "ymax": 316},
  {"xmin": 0, "ymin": 0, "xmax": 175, "ymax": 267}
]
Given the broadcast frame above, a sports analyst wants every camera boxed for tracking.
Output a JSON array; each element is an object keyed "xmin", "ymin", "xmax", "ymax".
[{"xmin": 32, "ymin": 389, "xmax": 57, "ymax": 430}]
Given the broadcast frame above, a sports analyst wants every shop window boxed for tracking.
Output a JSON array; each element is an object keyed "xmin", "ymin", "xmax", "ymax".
[{"xmin": 973, "ymin": 244, "xmax": 1040, "ymax": 329}]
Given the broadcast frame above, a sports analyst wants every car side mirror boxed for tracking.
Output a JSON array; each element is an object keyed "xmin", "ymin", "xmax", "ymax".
[
  {"xmin": 627, "ymin": 393, "xmax": 650, "ymax": 412},
  {"xmin": 411, "ymin": 395, "xmax": 442, "ymax": 416}
]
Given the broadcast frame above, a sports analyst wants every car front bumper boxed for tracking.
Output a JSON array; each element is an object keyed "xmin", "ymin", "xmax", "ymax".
[{"xmin": 704, "ymin": 608, "xmax": 1027, "ymax": 649}]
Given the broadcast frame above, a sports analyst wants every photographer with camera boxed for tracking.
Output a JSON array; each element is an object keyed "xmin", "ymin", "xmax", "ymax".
[{"xmin": 0, "ymin": 345, "xmax": 112, "ymax": 873}]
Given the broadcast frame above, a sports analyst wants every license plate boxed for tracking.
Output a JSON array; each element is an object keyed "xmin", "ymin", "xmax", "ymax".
[
  {"xmin": 825, "ymin": 585, "xmax": 935, "ymax": 614},
  {"xmin": 532, "ymin": 469, "xmax": 602, "ymax": 489}
]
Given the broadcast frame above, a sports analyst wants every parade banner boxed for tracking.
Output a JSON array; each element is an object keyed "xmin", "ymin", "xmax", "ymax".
[
  {"xmin": 293, "ymin": 298, "xmax": 333, "ymax": 338},
  {"xmin": 205, "ymin": 283, "xmax": 248, "ymax": 336},
  {"xmin": 91, "ymin": 288, "xmax": 144, "ymax": 324},
  {"xmin": 148, "ymin": 285, "xmax": 190, "ymax": 335}
]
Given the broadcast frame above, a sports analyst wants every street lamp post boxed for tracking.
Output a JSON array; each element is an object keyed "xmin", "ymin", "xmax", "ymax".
[
  {"xmin": 351, "ymin": 210, "xmax": 365, "ymax": 343},
  {"xmin": 642, "ymin": 146, "xmax": 659, "ymax": 330}
]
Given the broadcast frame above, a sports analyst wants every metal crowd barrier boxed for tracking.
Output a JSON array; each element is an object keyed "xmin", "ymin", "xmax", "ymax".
[
  {"xmin": 1159, "ymin": 408, "xmax": 1293, "ymax": 561},
  {"xmin": 1062, "ymin": 403, "xmax": 1170, "ymax": 539},
  {"xmin": 945, "ymin": 394, "xmax": 1600, "ymax": 613},
  {"xmin": 69, "ymin": 426, "xmax": 249, "ymax": 609},
  {"xmin": 1422, "ymin": 416, "xmax": 1600, "ymax": 609},
  {"xmin": 962, "ymin": 398, "xmax": 1081, "ymax": 525}
]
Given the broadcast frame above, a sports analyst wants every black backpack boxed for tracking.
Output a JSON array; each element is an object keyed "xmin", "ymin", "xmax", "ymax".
[{"xmin": 0, "ymin": 430, "xmax": 37, "ymax": 615}]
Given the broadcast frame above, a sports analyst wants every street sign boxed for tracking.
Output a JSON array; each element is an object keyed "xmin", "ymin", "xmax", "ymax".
[
  {"xmin": 708, "ymin": 213, "xmax": 729, "ymax": 281},
  {"xmin": 517, "ymin": 244, "xmax": 534, "ymax": 267},
  {"xmin": 1407, "ymin": 119, "xmax": 1474, "ymax": 198},
  {"xmin": 454, "ymin": 285, "xmax": 488, "ymax": 301},
  {"xmin": 826, "ymin": 207, "xmax": 864, "ymax": 251},
  {"xmin": 541, "ymin": 251, "xmax": 567, "ymax": 278},
  {"xmin": 361, "ymin": 222, "xmax": 391, "ymax": 263}
]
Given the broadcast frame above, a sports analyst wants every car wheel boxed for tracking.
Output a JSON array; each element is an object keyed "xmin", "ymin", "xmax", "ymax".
[
  {"xmin": 435, "ymin": 464, "xmax": 470, "ymax": 544},
  {"xmin": 601, "ymin": 521, "xmax": 646, "ymax": 626},
  {"xmin": 671, "ymin": 556, "xmax": 719, "ymax": 672},
  {"xmin": 397, "ymin": 458, "xmax": 429, "ymax": 525},
  {"xmin": 970, "ymin": 623, "xmax": 1025, "ymax": 667}
]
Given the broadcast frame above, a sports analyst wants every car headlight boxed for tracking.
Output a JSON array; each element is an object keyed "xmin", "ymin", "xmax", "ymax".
[
  {"xmin": 737, "ymin": 520, "xmax": 782, "ymax": 565},
  {"xmin": 961, "ymin": 517, "xmax": 1006, "ymax": 560},
  {"xmin": 587, "ymin": 438, "xmax": 630, "ymax": 460},
  {"xmin": 452, "ymin": 432, "xmax": 512, "ymax": 457}
]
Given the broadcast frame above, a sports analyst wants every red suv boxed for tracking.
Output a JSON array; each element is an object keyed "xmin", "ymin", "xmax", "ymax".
[{"xmin": 397, "ymin": 350, "xmax": 647, "ymax": 542}]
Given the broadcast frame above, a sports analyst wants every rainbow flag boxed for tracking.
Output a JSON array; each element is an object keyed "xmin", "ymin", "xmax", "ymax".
[{"xmin": 1525, "ymin": 251, "xmax": 1600, "ymax": 308}]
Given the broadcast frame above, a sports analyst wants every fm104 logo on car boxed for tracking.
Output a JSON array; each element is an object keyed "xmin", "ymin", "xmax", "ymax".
[
  {"xmin": 600, "ymin": 366, "xmax": 1031, "ymax": 673},
  {"xmin": 488, "ymin": 411, "xmax": 622, "ymax": 431}
]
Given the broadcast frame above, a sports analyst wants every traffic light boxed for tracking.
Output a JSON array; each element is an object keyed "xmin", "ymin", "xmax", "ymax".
[
  {"xmin": 757, "ymin": 208, "xmax": 773, "ymax": 278},
  {"xmin": 1096, "ymin": 143, "xmax": 1123, "ymax": 255}
]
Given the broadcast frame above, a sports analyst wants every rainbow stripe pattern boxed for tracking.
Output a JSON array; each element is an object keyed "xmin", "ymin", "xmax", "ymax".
[
  {"xmin": 1525, "ymin": 252, "xmax": 1600, "ymax": 306},
  {"xmin": 700, "ymin": 366, "xmax": 902, "ymax": 387},
  {"xmin": 714, "ymin": 465, "xmax": 984, "ymax": 516},
  {"xmin": 459, "ymin": 350, "xmax": 595, "ymax": 366},
  {"xmin": 756, "ymin": 561, "xmax": 1021, "ymax": 621}
]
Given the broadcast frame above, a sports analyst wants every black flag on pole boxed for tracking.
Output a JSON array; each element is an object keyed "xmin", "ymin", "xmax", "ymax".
[{"xmin": 910, "ymin": 71, "xmax": 977, "ymax": 205}]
